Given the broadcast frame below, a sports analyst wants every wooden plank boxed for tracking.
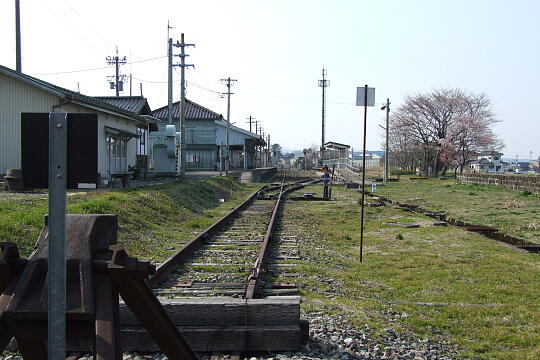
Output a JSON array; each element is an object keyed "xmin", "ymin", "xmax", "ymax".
[
  {"xmin": 120, "ymin": 325, "xmax": 301, "ymax": 352},
  {"xmin": 154, "ymin": 289, "xmax": 244, "ymax": 296},
  {"xmin": 261, "ymin": 289, "xmax": 299, "ymax": 296},
  {"xmin": 119, "ymin": 297, "xmax": 300, "ymax": 326},
  {"xmin": 71, "ymin": 324, "xmax": 282, "ymax": 354},
  {"xmin": 385, "ymin": 222, "xmax": 420, "ymax": 228}
]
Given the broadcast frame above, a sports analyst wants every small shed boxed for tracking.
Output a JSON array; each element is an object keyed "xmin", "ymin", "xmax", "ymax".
[{"xmin": 323, "ymin": 141, "xmax": 350, "ymax": 160}]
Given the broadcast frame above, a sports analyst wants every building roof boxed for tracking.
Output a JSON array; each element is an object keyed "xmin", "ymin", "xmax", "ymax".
[
  {"xmin": 479, "ymin": 151, "xmax": 503, "ymax": 156},
  {"xmin": 214, "ymin": 119, "xmax": 264, "ymax": 143},
  {"xmin": 92, "ymin": 96, "xmax": 152, "ymax": 115},
  {"xmin": 152, "ymin": 99, "xmax": 224, "ymax": 121},
  {"xmin": 0, "ymin": 64, "xmax": 145, "ymax": 124},
  {"xmin": 324, "ymin": 141, "xmax": 350, "ymax": 150}
]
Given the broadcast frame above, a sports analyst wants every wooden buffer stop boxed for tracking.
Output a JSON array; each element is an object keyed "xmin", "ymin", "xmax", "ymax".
[{"xmin": 0, "ymin": 214, "xmax": 196, "ymax": 360}]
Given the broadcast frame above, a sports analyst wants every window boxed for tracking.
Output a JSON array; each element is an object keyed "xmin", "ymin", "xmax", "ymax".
[
  {"xmin": 136, "ymin": 127, "xmax": 146, "ymax": 155},
  {"xmin": 107, "ymin": 135, "xmax": 128, "ymax": 173}
]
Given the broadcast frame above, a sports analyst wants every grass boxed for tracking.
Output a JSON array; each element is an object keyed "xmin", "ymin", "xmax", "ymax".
[
  {"xmin": 374, "ymin": 178, "xmax": 540, "ymax": 243},
  {"xmin": 0, "ymin": 177, "xmax": 258, "ymax": 263},
  {"xmin": 286, "ymin": 183, "xmax": 540, "ymax": 359}
]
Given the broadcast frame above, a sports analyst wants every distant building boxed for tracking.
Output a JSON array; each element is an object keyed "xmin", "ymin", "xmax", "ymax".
[
  {"xmin": 322, "ymin": 141, "xmax": 350, "ymax": 161},
  {"xmin": 468, "ymin": 151, "xmax": 503, "ymax": 173},
  {"xmin": 529, "ymin": 158, "xmax": 540, "ymax": 173},
  {"xmin": 150, "ymin": 100, "xmax": 264, "ymax": 172}
]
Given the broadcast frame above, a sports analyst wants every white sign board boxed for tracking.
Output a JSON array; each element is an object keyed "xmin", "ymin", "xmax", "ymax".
[{"xmin": 356, "ymin": 87, "xmax": 375, "ymax": 107}]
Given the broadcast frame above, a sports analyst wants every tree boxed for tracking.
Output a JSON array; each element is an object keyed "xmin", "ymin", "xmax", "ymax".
[
  {"xmin": 439, "ymin": 116, "xmax": 504, "ymax": 174},
  {"xmin": 271, "ymin": 143, "xmax": 282, "ymax": 158},
  {"xmin": 390, "ymin": 88, "xmax": 502, "ymax": 176}
]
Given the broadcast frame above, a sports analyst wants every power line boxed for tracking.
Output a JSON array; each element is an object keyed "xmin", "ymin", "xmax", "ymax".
[
  {"xmin": 186, "ymin": 80, "xmax": 221, "ymax": 94},
  {"xmin": 32, "ymin": 56, "xmax": 167, "ymax": 76}
]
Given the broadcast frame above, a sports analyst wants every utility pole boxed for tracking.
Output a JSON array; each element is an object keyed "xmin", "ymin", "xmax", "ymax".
[
  {"xmin": 267, "ymin": 134, "xmax": 271, "ymax": 165},
  {"xmin": 381, "ymin": 98, "xmax": 391, "ymax": 184},
  {"xmin": 246, "ymin": 116, "xmax": 256, "ymax": 133},
  {"xmin": 262, "ymin": 129, "xmax": 266, "ymax": 167},
  {"xmin": 254, "ymin": 120, "xmax": 260, "ymax": 167},
  {"xmin": 167, "ymin": 37, "xmax": 173, "ymax": 125},
  {"xmin": 167, "ymin": 22, "xmax": 174, "ymax": 125},
  {"xmin": 173, "ymin": 33, "xmax": 195, "ymax": 176},
  {"xmin": 220, "ymin": 77, "xmax": 237, "ymax": 175},
  {"xmin": 15, "ymin": 0, "xmax": 22, "ymax": 72},
  {"xmin": 318, "ymin": 68, "xmax": 330, "ymax": 156},
  {"xmin": 106, "ymin": 47, "xmax": 127, "ymax": 97}
]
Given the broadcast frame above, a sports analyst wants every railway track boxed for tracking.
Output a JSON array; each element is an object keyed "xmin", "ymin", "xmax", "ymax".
[
  {"xmin": 112, "ymin": 177, "xmax": 316, "ymax": 353},
  {"xmin": 155, "ymin": 198, "xmax": 278, "ymax": 298},
  {"xmin": 149, "ymin": 177, "xmax": 314, "ymax": 296}
]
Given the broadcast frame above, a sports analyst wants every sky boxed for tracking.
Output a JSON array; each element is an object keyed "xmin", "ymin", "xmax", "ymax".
[{"xmin": 1, "ymin": 0, "xmax": 539, "ymax": 159}]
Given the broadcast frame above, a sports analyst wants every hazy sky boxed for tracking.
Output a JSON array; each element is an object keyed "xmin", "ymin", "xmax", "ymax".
[{"xmin": 1, "ymin": 0, "xmax": 538, "ymax": 158}]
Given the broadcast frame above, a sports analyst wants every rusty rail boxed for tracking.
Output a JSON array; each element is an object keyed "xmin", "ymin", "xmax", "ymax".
[
  {"xmin": 245, "ymin": 179, "xmax": 314, "ymax": 299},
  {"xmin": 150, "ymin": 177, "xmax": 314, "ymax": 288},
  {"xmin": 149, "ymin": 185, "xmax": 267, "ymax": 288}
]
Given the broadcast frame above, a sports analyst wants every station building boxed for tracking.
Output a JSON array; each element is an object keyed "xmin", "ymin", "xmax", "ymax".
[{"xmin": 150, "ymin": 100, "xmax": 264, "ymax": 172}]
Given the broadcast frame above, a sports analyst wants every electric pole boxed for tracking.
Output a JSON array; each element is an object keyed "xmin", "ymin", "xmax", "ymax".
[
  {"xmin": 254, "ymin": 120, "xmax": 260, "ymax": 167},
  {"xmin": 318, "ymin": 68, "xmax": 330, "ymax": 156},
  {"xmin": 381, "ymin": 98, "xmax": 390, "ymax": 184},
  {"xmin": 167, "ymin": 22, "xmax": 174, "ymax": 125},
  {"xmin": 106, "ymin": 47, "xmax": 127, "ymax": 97},
  {"xmin": 267, "ymin": 134, "xmax": 271, "ymax": 165},
  {"xmin": 173, "ymin": 33, "xmax": 195, "ymax": 176},
  {"xmin": 246, "ymin": 116, "xmax": 256, "ymax": 133},
  {"xmin": 167, "ymin": 37, "xmax": 173, "ymax": 125},
  {"xmin": 262, "ymin": 129, "xmax": 266, "ymax": 167},
  {"xmin": 220, "ymin": 77, "xmax": 237, "ymax": 175},
  {"xmin": 15, "ymin": 0, "xmax": 22, "ymax": 72}
]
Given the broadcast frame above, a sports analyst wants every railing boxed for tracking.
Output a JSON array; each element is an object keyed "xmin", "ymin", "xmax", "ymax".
[{"xmin": 322, "ymin": 158, "xmax": 380, "ymax": 172}]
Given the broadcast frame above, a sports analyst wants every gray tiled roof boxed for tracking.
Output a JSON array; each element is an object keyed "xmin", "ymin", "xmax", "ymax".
[
  {"xmin": 92, "ymin": 96, "xmax": 152, "ymax": 115},
  {"xmin": 152, "ymin": 99, "xmax": 223, "ymax": 121}
]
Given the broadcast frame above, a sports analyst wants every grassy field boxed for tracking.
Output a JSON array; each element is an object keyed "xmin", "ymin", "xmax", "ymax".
[
  {"xmin": 374, "ymin": 177, "xmax": 540, "ymax": 243},
  {"xmin": 288, "ymin": 184, "xmax": 540, "ymax": 359},
  {"xmin": 2, "ymin": 176, "xmax": 539, "ymax": 358},
  {"xmin": 0, "ymin": 177, "xmax": 258, "ymax": 262}
]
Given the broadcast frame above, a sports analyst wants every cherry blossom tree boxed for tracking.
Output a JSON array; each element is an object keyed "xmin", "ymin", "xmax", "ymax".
[
  {"xmin": 439, "ymin": 116, "xmax": 504, "ymax": 174},
  {"xmin": 389, "ymin": 88, "xmax": 502, "ymax": 176}
]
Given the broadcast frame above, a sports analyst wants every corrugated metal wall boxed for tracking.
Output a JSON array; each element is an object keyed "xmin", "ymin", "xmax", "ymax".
[{"xmin": 0, "ymin": 74, "xmax": 59, "ymax": 174}]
